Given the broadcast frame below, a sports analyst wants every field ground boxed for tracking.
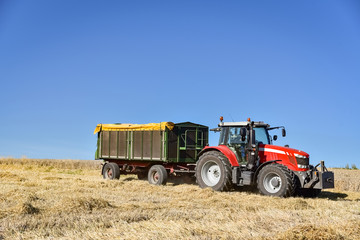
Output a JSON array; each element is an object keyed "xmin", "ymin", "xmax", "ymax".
[{"xmin": 1, "ymin": 158, "xmax": 360, "ymax": 239}]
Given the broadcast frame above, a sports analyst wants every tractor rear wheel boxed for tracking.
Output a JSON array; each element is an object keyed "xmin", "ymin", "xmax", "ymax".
[
  {"xmin": 103, "ymin": 162, "xmax": 120, "ymax": 180},
  {"xmin": 257, "ymin": 164, "xmax": 295, "ymax": 197},
  {"xmin": 195, "ymin": 151, "xmax": 232, "ymax": 191},
  {"xmin": 148, "ymin": 165, "xmax": 168, "ymax": 185}
]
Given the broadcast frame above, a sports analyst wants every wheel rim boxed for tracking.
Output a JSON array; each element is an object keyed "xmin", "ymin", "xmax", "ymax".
[
  {"xmin": 151, "ymin": 171, "xmax": 159, "ymax": 183},
  {"xmin": 201, "ymin": 160, "xmax": 221, "ymax": 187},
  {"xmin": 106, "ymin": 168, "xmax": 113, "ymax": 179},
  {"xmin": 263, "ymin": 172, "xmax": 282, "ymax": 193}
]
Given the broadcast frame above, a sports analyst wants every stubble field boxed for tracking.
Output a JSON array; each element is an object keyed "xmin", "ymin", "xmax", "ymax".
[{"xmin": 0, "ymin": 158, "xmax": 360, "ymax": 239}]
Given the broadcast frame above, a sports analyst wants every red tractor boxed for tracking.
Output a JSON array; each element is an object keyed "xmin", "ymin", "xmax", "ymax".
[{"xmin": 195, "ymin": 117, "xmax": 334, "ymax": 197}]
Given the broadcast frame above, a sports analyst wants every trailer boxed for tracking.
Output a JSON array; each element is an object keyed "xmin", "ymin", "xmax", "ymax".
[{"xmin": 94, "ymin": 122, "xmax": 208, "ymax": 184}]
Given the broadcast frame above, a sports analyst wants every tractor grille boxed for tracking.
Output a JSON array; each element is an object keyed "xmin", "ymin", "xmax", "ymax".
[{"xmin": 295, "ymin": 156, "xmax": 309, "ymax": 166}]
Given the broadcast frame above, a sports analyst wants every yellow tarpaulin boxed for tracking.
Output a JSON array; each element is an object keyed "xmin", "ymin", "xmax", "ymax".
[{"xmin": 94, "ymin": 122, "xmax": 175, "ymax": 134}]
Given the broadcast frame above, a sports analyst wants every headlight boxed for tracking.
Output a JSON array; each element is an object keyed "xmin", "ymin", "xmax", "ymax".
[
  {"xmin": 294, "ymin": 153, "xmax": 306, "ymax": 158},
  {"xmin": 294, "ymin": 153, "xmax": 309, "ymax": 169},
  {"xmin": 297, "ymin": 164, "xmax": 309, "ymax": 169}
]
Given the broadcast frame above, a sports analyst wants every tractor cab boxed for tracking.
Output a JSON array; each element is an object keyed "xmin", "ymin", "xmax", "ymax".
[
  {"xmin": 211, "ymin": 119, "xmax": 285, "ymax": 170},
  {"xmin": 217, "ymin": 121, "xmax": 272, "ymax": 145},
  {"xmin": 212, "ymin": 119, "xmax": 285, "ymax": 146}
]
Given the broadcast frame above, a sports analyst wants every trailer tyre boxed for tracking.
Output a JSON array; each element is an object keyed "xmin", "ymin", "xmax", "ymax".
[
  {"xmin": 103, "ymin": 162, "xmax": 120, "ymax": 180},
  {"xmin": 196, "ymin": 151, "xmax": 232, "ymax": 191},
  {"xmin": 257, "ymin": 164, "xmax": 295, "ymax": 197},
  {"xmin": 148, "ymin": 165, "xmax": 168, "ymax": 185}
]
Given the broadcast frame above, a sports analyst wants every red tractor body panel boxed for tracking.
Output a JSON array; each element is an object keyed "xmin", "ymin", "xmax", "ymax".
[
  {"xmin": 201, "ymin": 146, "xmax": 239, "ymax": 167},
  {"xmin": 202, "ymin": 144, "xmax": 309, "ymax": 172},
  {"xmin": 258, "ymin": 144, "xmax": 309, "ymax": 172}
]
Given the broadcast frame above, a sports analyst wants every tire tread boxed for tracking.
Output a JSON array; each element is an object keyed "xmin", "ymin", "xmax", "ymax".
[
  {"xmin": 257, "ymin": 163, "xmax": 295, "ymax": 197},
  {"xmin": 195, "ymin": 151, "xmax": 233, "ymax": 191}
]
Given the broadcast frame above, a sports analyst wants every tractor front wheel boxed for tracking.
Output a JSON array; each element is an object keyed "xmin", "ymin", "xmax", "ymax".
[
  {"xmin": 257, "ymin": 164, "xmax": 295, "ymax": 197},
  {"xmin": 195, "ymin": 151, "xmax": 232, "ymax": 191}
]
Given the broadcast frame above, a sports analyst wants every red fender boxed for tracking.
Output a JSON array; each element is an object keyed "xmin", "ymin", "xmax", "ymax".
[{"xmin": 199, "ymin": 146, "xmax": 239, "ymax": 167}]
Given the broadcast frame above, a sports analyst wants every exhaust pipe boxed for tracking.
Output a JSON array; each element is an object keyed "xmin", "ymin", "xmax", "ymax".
[{"xmin": 247, "ymin": 122, "xmax": 257, "ymax": 170}]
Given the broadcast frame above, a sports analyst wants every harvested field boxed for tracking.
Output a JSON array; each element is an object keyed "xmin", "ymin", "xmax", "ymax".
[{"xmin": 1, "ymin": 158, "xmax": 360, "ymax": 239}]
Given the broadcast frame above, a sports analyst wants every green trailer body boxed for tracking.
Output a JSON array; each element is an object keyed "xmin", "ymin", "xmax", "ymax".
[{"xmin": 95, "ymin": 122, "xmax": 208, "ymax": 163}]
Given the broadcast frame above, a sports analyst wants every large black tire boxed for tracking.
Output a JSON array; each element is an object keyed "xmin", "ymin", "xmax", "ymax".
[
  {"xmin": 257, "ymin": 164, "xmax": 295, "ymax": 197},
  {"xmin": 195, "ymin": 151, "xmax": 232, "ymax": 191},
  {"xmin": 148, "ymin": 165, "xmax": 168, "ymax": 185},
  {"xmin": 103, "ymin": 162, "xmax": 120, "ymax": 180}
]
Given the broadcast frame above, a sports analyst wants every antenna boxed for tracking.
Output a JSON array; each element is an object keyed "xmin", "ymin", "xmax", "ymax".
[{"xmin": 229, "ymin": 114, "xmax": 234, "ymax": 122}]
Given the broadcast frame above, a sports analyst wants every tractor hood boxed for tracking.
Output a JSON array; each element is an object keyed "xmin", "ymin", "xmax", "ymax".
[
  {"xmin": 259, "ymin": 144, "xmax": 309, "ymax": 158},
  {"xmin": 258, "ymin": 144, "xmax": 310, "ymax": 171}
]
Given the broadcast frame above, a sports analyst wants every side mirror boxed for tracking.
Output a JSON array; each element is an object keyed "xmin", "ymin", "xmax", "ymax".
[
  {"xmin": 273, "ymin": 135, "xmax": 278, "ymax": 141},
  {"xmin": 210, "ymin": 127, "xmax": 221, "ymax": 132},
  {"xmin": 282, "ymin": 129, "xmax": 286, "ymax": 137},
  {"xmin": 240, "ymin": 127, "xmax": 247, "ymax": 142}
]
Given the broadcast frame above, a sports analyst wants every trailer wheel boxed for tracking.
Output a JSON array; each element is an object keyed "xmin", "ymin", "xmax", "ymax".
[
  {"xmin": 148, "ymin": 165, "xmax": 167, "ymax": 185},
  {"xmin": 103, "ymin": 162, "xmax": 120, "ymax": 180},
  {"xmin": 195, "ymin": 151, "xmax": 232, "ymax": 191},
  {"xmin": 257, "ymin": 164, "xmax": 295, "ymax": 197}
]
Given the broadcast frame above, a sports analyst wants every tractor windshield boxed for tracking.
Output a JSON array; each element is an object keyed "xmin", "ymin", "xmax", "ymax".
[
  {"xmin": 219, "ymin": 127, "xmax": 271, "ymax": 145},
  {"xmin": 254, "ymin": 127, "xmax": 271, "ymax": 145}
]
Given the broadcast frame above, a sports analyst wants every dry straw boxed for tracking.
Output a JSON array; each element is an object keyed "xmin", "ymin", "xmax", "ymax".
[{"xmin": 1, "ymin": 158, "xmax": 360, "ymax": 239}]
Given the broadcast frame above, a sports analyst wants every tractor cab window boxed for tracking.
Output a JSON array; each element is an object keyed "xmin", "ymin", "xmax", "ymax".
[
  {"xmin": 218, "ymin": 127, "xmax": 229, "ymax": 145},
  {"xmin": 219, "ymin": 127, "xmax": 246, "ymax": 145},
  {"xmin": 229, "ymin": 127, "xmax": 246, "ymax": 144},
  {"xmin": 254, "ymin": 127, "xmax": 270, "ymax": 145},
  {"xmin": 219, "ymin": 126, "xmax": 270, "ymax": 145}
]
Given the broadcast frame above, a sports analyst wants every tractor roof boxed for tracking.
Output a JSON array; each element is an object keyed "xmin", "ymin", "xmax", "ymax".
[{"xmin": 218, "ymin": 121, "xmax": 269, "ymax": 128}]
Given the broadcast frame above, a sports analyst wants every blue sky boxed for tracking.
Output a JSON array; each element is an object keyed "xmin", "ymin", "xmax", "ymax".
[{"xmin": 1, "ymin": 1, "xmax": 359, "ymax": 167}]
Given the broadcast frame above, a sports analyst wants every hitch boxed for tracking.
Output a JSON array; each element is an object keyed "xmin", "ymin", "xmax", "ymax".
[
  {"xmin": 320, "ymin": 160, "xmax": 327, "ymax": 172},
  {"xmin": 303, "ymin": 161, "xmax": 334, "ymax": 189}
]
